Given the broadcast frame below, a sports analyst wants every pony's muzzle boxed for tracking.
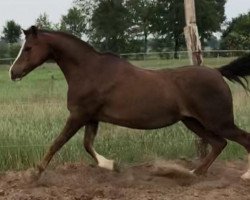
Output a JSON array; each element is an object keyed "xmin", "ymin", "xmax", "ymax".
[
  {"xmin": 10, "ymin": 70, "xmax": 14, "ymax": 80},
  {"xmin": 10, "ymin": 69, "xmax": 22, "ymax": 81}
]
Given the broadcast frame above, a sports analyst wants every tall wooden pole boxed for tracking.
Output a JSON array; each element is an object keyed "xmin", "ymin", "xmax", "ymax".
[
  {"xmin": 184, "ymin": 0, "xmax": 208, "ymax": 158},
  {"xmin": 184, "ymin": 0, "xmax": 203, "ymax": 65}
]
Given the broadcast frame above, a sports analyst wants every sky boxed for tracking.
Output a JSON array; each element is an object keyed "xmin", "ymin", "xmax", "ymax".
[
  {"xmin": 0, "ymin": 0, "xmax": 249, "ymax": 34},
  {"xmin": 0, "ymin": 0, "xmax": 73, "ymax": 33}
]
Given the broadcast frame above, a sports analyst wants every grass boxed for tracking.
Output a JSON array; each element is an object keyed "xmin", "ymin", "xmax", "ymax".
[{"xmin": 0, "ymin": 57, "xmax": 249, "ymax": 171}]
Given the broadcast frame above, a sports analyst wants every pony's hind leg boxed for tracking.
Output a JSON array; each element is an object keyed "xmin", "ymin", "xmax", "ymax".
[
  {"xmin": 84, "ymin": 122, "xmax": 115, "ymax": 170},
  {"xmin": 182, "ymin": 118, "xmax": 227, "ymax": 175},
  {"xmin": 218, "ymin": 125, "xmax": 250, "ymax": 180}
]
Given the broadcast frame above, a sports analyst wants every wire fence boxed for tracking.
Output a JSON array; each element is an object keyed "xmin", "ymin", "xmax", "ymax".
[
  {"xmin": 120, "ymin": 49, "xmax": 250, "ymax": 60},
  {"xmin": 1, "ymin": 49, "xmax": 250, "ymax": 65}
]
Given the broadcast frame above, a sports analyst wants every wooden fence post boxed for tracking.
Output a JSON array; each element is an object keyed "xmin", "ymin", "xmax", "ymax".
[{"xmin": 184, "ymin": 0, "xmax": 208, "ymax": 158}]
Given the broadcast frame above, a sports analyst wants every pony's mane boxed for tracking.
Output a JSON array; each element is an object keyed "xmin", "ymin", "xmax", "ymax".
[
  {"xmin": 40, "ymin": 29, "xmax": 98, "ymax": 53},
  {"xmin": 25, "ymin": 26, "xmax": 121, "ymax": 59}
]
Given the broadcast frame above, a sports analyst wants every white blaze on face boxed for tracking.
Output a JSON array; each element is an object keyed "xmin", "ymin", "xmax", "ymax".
[
  {"xmin": 241, "ymin": 154, "xmax": 250, "ymax": 180},
  {"xmin": 94, "ymin": 150, "xmax": 114, "ymax": 170},
  {"xmin": 9, "ymin": 39, "xmax": 26, "ymax": 77}
]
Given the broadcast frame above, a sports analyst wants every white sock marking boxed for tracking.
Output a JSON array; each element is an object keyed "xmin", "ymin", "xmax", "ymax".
[{"xmin": 94, "ymin": 150, "xmax": 114, "ymax": 170}]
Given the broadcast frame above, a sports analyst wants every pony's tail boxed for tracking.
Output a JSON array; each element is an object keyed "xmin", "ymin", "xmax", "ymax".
[{"xmin": 217, "ymin": 53, "xmax": 250, "ymax": 91}]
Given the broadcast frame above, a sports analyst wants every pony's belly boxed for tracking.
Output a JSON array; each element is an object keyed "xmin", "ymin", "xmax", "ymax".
[
  {"xmin": 100, "ymin": 110, "xmax": 181, "ymax": 129},
  {"xmin": 117, "ymin": 118, "xmax": 179, "ymax": 130},
  {"xmin": 99, "ymin": 89, "xmax": 181, "ymax": 129}
]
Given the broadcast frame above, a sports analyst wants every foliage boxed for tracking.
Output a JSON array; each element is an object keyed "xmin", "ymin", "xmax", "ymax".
[
  {"xmin": 195, "ymin": 0, "xmax": 226, "ymax": 41},
  {"xmin": 75, "ymin": 0, "xmax": 157, "ymax": 53},
  {"xmin": 0, "ymin": 40, "xmax": 21, "ymax": 64},
  {"xmin": 150, "ymin": 0, "xmax": 186, "ymax": 58},
  {"xmin": 60, "ymin": 7, "xmax": 86, "ymax": 38},
  {"xmin": 9, "ymin": 43, "xmax": 21, "ymax": 58},
  {"xmin": 73, "ymin": 0, "xmax": 99, "ymax": 36},
  {"xmin": 206, "ymin": 35, "xmax": 220, "ymax": 50},
  {"xmin": 220, "ymin": 12, "xmax": 250, "ymax": 50},
  {"xmin": 35, "ymin": 13, "xmax": 53, "ymax": 30},
  {"xmin": 90, "ymin": 0, "xmax": 131, "ymax": 53},
  {"xmin": 150, "ymin": 0, "xmax": 226, "ymax": 57},
  {"xmin": 2, "ymin": 20, "xmax": 22, "ymax": 43},
  {"xmin": 75, "ymin": 0, "xmax": 226, "ymax": 55},
  {"xmin": 3, "ymin": 0, "xmax": 249, "ymax": 56},
  {"xmin": 74, "ymin": 0, "xmax": 98, "ymax": 19},
  {"xmin": 0, "ymin": 40, "xmax": 9, "ymax": 59},
  {"xmin": 125, "ymin": 0, "xmax": 155, "ymax": 53}
]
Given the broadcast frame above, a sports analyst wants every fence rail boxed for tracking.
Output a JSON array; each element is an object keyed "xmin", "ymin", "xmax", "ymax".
[
  {"xmin": 120, "ymin": 50, "xmax": 250, "ymax": 60},
  {"xmin": 1, "ymin": 50, "xmax": 250, "ymax": 65}
]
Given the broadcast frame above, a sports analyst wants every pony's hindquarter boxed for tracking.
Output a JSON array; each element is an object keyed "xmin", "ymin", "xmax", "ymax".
[
  {"xmin": 175, "ymin": 56, "xmax": 250, "ymax": 179},
  {"xmin": 172, "ymin": 66, "xmax": 234, "ymax": 128},
  {"xmin": 175, "ymin": 67, "xmax": 233, "ymax": 176}
]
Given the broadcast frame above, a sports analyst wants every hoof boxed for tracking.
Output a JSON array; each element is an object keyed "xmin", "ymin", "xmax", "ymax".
[
  {"xmin": 89, "ymin": 163, "xmax": 97, "ymax": 168},
  {"xmin": 94, "ymin": 160, "xmax": 121, "ymax": 172},
  {"xmin": 241, "ymin": 170, "xmax": 250, "ymax": 180},
  {"xmin": 36, "ymin": 164, "xmax": 45, "ymax": 174},
  {"xmin": 98, "ymin": 159, "xmax": 115, "ymax": 171},
  {"xmin": 113, "ymin": 162, "xmax": 121, "ymax": 173},
  {"xmin": 190, "ymin": 169, "xmax": 206, "ymax": 176},
  {"xmin": 23, "ymin": 168, "xmax": 42, "ymax": 183}
]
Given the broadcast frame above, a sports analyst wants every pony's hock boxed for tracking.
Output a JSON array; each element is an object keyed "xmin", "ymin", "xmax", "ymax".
[{"xmin": 9, "ymin": 26, "xmax": 250, "ymax": 180}]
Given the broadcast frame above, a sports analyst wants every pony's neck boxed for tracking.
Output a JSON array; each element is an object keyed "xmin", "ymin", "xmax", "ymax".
[{"xmin": 43, "ymin": 32, "xmax": 99, "ymax": 83}]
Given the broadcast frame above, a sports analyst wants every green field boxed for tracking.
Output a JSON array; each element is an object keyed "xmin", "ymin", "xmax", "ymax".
[{"xmin": 0, "ymin": 57, "xmax": 249, "ymax": 171}]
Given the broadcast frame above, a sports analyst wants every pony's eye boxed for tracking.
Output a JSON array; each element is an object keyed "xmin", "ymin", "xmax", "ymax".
[{"xmin": 24, "ymin": 47, "xmax": 32, "ymax": 52}]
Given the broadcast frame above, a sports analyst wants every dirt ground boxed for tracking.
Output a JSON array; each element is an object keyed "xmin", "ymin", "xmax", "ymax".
[{"xmin": 0, "ymin": 159, "xmax": 250, "ymax": 200}]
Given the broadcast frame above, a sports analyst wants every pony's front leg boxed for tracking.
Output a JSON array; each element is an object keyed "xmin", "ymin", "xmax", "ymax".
[
  {"xmin": 84, "ymin": 122, "xmax": 115, "ymax": 170},
  {"xmin": 36, "ymin": 113, "xmax": 84, "ymax": 175}
]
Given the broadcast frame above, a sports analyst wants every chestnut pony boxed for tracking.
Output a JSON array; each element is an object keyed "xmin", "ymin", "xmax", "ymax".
[{"xmin": 9, "ymin": 26, "xmax": 250, "ymax": 180}]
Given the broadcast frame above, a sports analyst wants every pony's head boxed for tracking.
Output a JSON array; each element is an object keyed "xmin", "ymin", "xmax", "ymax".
[{"xmin": 9, "ymin": 26, "xmax": 51, "ymax": 81}]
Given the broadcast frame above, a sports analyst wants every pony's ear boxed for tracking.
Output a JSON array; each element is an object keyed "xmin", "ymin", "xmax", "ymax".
[
  {"xmin": 22, "ymin": 28, "xmax": 28, "ymax": 36},
  {"xmin": 30, "ymin": 26, "xmax": 38, "ymax": 36},
  {"xmin": 22, "ymin": 26, "xmax": 38, "ymax": 36}
]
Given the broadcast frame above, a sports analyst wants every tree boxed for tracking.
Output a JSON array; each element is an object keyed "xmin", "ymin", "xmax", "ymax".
[
  {"xmin": 35, "ymin": 13, "xmax": 53, "ymax": 30},
  {"xmin": 74, "ymin": 0, "xmax": 98, "ymax": 19},
  {"xmin": 0, "ymin": 40, "xmax": 9, "ymax": 59},
  {"xmin": 75, "ymin": 0, "xmax": 153, "ymax": 53},
  {"xmin": 73, "ymin": 0, "xmax": 99, "ymax": 35},
  {"xmin": 2, "ymin": 20, "xmax": 21, "ymax": 43},
  {"xmin": 151, "ymin": 0, "xmax": 226, "ymax": 58},
  {"xmin": 60, "ymin": 7, "xmax": 86, "ymax": 38},
  {"xmin": 74, "ymin": 0, "xmax": 226, "ymax": 54},
  {"xmin": 9, "ymin": 43, "xmax": 21, "ymax": 58},
  {"xmin": 220, "ymin": 12, "xmax": 250, "ymax": 50},
  {"xmin": 90, "ymin": 0, "xmax": 132, "ymax": 53},
  {"xmin": 150, "ymin": 0, "xmax": 185, "ymax": 58},
  {"xmin": 196, "ymin": 0, "xmax": 226, "ymax": 43},
  {"xmin": 125, "ymin": 0, "xmax": 155, "ymax": 53}
]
